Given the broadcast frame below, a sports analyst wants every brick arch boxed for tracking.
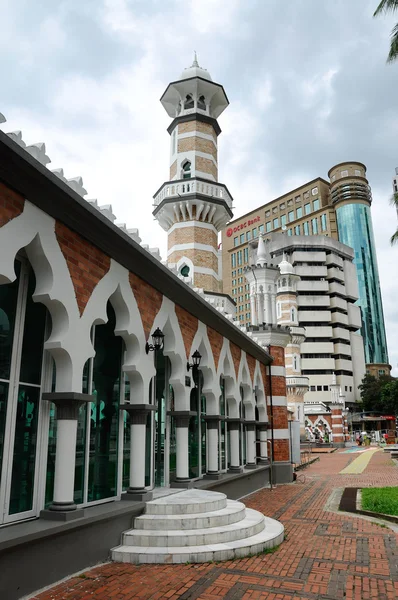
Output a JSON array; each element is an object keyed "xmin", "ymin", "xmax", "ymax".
[
  {"xmin": 175, "ymin": 304, "xmax": 198, "ymax": 358},
  {"xmin": 129, "ymin": 273, "xmax": 163, "ymax": 339},
  {"xmin": 0, "ymin": 182, "xmax": 25, "ymax": 228}
]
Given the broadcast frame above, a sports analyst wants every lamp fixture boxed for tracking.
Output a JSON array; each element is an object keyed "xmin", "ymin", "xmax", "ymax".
[
  {"xmin": 145, "ymin": 327, "xmax": 165, "ymax": 354},
  {"xmin": 187, "ymin": 349, "xmax": 202, "ymax": 372}
]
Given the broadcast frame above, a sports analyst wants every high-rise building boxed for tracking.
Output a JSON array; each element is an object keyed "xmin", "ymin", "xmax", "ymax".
[
  {"xmin": 221, "ymin": 162, "xmax": 389, "ymax": 369},
  {"xmin": 393, "ymin": 167, "xmax": 398, "ymax": 194},
  {"xmin": 153, "ymin": 54, "xmax": 233, "ymax": 292}
]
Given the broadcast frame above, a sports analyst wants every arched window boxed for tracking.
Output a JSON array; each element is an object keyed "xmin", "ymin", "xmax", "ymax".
[
  {"xmin": 182, "ymin": 160, "xmax": 191, "ymax": 179},
  {"xmin": 184, "ymin": 94, "xmax": 194, "ymax": 110},
  {"xmin": 180, "ymin": 264, "xmax": 190, "ymax": 277},
  {"xmin": 198, "ymin": 95, "xmax": 206, "ymax": 110},
  {"xmin": 293, "ymin": 354, "xmax": 300, "ymax": 372},
  {"xmin": 291, "ymin": 307, "xmax": 296, "ymax": 323},
  {"xmin": 276, "ymin": 302, "xmax": 282, "ymax": 319}
]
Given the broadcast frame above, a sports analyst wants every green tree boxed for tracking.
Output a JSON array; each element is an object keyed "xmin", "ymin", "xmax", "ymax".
[
  {"xmin": 359, "ymin": 373, "xmax": 397, "ymax": 413},
  {"xmin": 390, "ymin": 192, "xmax": 398, "ymax": 244},
  {"xmin": 374, "ymin": 0, "xmax": 398, "ymax": 63}
]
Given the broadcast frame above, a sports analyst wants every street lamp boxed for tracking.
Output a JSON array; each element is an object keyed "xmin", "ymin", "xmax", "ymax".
[
  {"xmin": 187, "ymin": 350, "xmax": 202, "ymax": 373},
  {"xmin": 145, "ymin": 327, "xmax": 165, "ymax": 354}
]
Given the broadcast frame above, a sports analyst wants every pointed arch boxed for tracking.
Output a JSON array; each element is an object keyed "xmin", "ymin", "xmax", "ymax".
[
  {"xmin": 218, "ymin": 339, "xmax": 239, "ymax": 417},
  {"xmin": 189, "ymin": 322, "xmax": 217, "ymax": 414}
]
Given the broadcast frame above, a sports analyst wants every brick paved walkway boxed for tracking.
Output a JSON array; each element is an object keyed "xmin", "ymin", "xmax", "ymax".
[{"xmin": 32, "ymin": 449, "xmax": 398, "ymax": 600}]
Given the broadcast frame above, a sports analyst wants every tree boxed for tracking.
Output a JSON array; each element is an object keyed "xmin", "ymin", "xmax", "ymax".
[
  {"xmin": 390, "ymin": 192, "xmax": 398, "ymax": 244},
  {"xmin": 358, "ymin": 373, "xmax": 397, "ymax": 413},
  {"xmin": 374, "ymin": 0, "xmax": 398, "ymax": 63}
]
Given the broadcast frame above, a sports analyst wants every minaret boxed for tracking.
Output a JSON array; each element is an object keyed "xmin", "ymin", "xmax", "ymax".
[
  {"xmin": 153, "ymin": 55, "xmax": 233, "ymax": 292},
  {"xmin": 330, "ymin": 374, "xmax": 345, "ymax": 447},
  {"xmin": 275, "ymin": 254, "xmax": 308, "ymax": 440}
]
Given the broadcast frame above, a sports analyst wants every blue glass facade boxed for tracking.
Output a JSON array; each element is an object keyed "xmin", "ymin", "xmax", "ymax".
[{"xmin": 336, "ymin": 203, "xmax": 388, "ymax": 364}]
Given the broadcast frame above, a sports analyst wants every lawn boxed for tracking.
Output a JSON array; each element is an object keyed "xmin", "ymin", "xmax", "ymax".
[{"xmin": 361, "ymin": 487, "xmax": 398, "ymax": 516}]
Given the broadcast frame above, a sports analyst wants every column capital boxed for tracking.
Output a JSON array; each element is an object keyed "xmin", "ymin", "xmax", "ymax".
[
  {"xmin": 42, "ymin": 392, "xmax": 93, "ymax": 420},
  {"xmin": 169, "ymin": 410, "xmax": 195, "ymax": 427},
  {"xmin": 119, "ymin": 403, "xmax": 156, "ymax": 424},
  {"xmin": 226, "ymin": 417, "xmax": 242, "ymax": 431}
]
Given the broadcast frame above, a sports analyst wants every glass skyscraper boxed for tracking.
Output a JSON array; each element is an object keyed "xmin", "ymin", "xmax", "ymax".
[{"xmin": 329, "ymin": 162, "xmax": 389, "ymax": 365}]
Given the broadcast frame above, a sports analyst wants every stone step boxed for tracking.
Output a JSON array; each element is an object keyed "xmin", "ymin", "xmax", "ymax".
[
  {"xmin": 112, "ymin": 516, "xmax": 284, "ymax": 564},
  {"xmin": 145, "ymin": 489, "xmax": 227, "ymax": 516},
  {"xmin": 134, "ymin": 499, "xmax": 246, "ymax": 530},
  {"xmin": 124, "ymin": 508, "xmax": 264, "ymax": 547}
]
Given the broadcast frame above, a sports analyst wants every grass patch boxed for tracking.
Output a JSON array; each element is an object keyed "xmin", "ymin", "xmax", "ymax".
[{"xmin": 361, "ymin": 487, "xmax": 398, "ymax": 516}]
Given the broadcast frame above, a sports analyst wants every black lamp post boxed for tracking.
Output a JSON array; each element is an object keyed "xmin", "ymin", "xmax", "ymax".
[
  {"xmin": 187, "ymin": 350, "xmax": 202, "ymax": 373},
  {"xmin": 145, "ymin": 327, "xmax": 165, "ymax": 354}
]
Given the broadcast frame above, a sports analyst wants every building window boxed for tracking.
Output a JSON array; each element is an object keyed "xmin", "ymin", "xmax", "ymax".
[
  {"xmin": 323, "ymin": 385, "xmax": 329, "ymax": 391},
  {"xmin": 246, "ymin": 231, "xmax": 251, "ymax": 241},
  {"xmin": 182, "ymin": 160, "xmax": 191, "ymax": 179},
  {"xmin": 296, "ymin": 207, "xmax": 303, "ymax": 219},
  {"xmin": 253, "ymin": 228, "xmax": 258, "ymax": 238},
  {"xmin": 184, "ymin": 94, "xmax": 194, "ymax": 110},
  {"xmin": 266, "ymin": 221, "xmax": 271, "ymax": 232},
  {"xmin": 312, "ymin": 187, "xmax": 318, "ymax": 196},
  {"xmin": 232, "ymin": 279, "xmax": 236, "ymax": 286},
  {"xmin": 293, "ymin": 354, "xmax": 300, "ymax": 371},
  {"xmin": 273, "ymin": 218, "xmax": 279, "ymax": 229},
  {"xmin": 197, "ymin": 95, "xmax": 206, "ymax": 110},
  {"xmin": 277, "ymin": 302, "xmax": 281, "ymax": 318},
  {"xmin": 304, "ymin": 203, "xmax": 311, "ymax": 215},
  {"xmin": 246, "ymin": 313, "xmax": 250, "ymax": 320},
  {"xmin": 238, "ymin": 268, "xmax": 242, "ymax": 274},
  {"xmin": 354, "ymin": 169, "xmax": 361, "ymax": 176},
  {"xmin": 311, "ymin": 218, "xmax": 318, "ymax": 234},
  {"xmin": 291, "ymin": 307, "xmax": 296, "ymax": 323},
  {"xmin": 313, "ymin": 198, "xmax": 320, "ymax": 211},
  {"xmin": 303, "ymin": 221, "xmax": 310, "ymax": 235},
  {"xmin": 240, "ymin": 234, "xmax": 245, "ymax": 244},
  {"xmin": 287, "ymin": 228, "xmax": 293, "ymax": 236},
  {"xmin": 294, "ymin": 225, "xmax": 301, "ymax": 235},
  {"xmin": 288, "ymin": 210, "xmax": 294, "ymax": 222},
  {"xmin": 237, "ymin": 250, "xmax": 242, "ymax": 266},
  {"xmin": 232, "ymin": 270, "xmax": 236, "ymax": 276},
  {"xmin": 231, "ymin": 253, "xmax": 236, "ymax": 268},
  {"xmin": 310, "ymin": 385, "xmax": 316, "ymax": 391},
  {"xmin": 379, "ymin": 369, "xmax": 385, "ymax": 375},
  {"xmin": 234, "ymin": 237, "xmax": 239, "ymax": 247},
  {"xmin": 349, "ymin": 386, "xmax": 352, "ymax": 392},
  {"xmin": 341, "ymin": 170, "xmax": 348, "ymax": 177},
  {"xmin": 180, "ymin": 265, "xmax": 190, "ymax": 277},
  {"xmin": 172, "ymin": 130, "xmax": 177, "ymax": 155},
  {"xmin": 259, "ymin": 224, "xmax": 264, "ymax": 234},
  {"xmin": 320, "ymin": 214, "xmax": 327, "ymax": 232},
  {"xmin": 243, "ymin": 247, "xmax": 249, "ymax": 263},
  {"xmin": 280, "ymin": 214, "xmax": 287, "ymax": 227}
]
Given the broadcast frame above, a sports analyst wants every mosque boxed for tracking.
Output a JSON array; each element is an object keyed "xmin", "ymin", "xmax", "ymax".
[{"xmin": 0, "ymin": 57, "xmax": 347, "ymax": 598}]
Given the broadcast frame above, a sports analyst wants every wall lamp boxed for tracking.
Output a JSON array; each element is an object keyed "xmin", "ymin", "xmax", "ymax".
[
  {"xmin": 187, "ymin": 349, "xmax": 202, "ymax": 373},
  {"xmin": 145, "ymin": 327, "xmax": 165, "ymax": 354}
]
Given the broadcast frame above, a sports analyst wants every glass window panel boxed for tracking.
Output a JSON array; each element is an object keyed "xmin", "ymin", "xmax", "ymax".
[
  {"xmin": 280, "ymin": 215, "xmax": 286, "ymax": 227},
  {"xmin": 231, "ymin": 253, "xmax": 236, "ymax": 268},
  {"xmin": 45, "ymin": 401, "xmax": 56, "ymax": 508},
  {"xmin": 0, "ymin": 382, "xmax": 9, "ymax": 483},
  {"xmin": 295, "ymin": 225, "xmax": 301, "ymax": 235},
  {"xmin": 273, "ymin": 218, "xmax": 279, "ymax": 229},
  {"xmin": 311, "ymin": 218, "xmax": 318, "ymax": 234},
  {"xmin": 253, "ymin": 228, "xmax": 258, "ymax": 238},
  {"xmin": 240, "ymin": 234, "xmax": 245, "ymax": 244},
  {"xmin": 9, "ymin": 385, "xmax": 40, "ymax": 514},
  {"xmin": 287, "ymin": 228, "xmax": 293, "ymax": 236},
  {"xmin": 321, "ymin": 213, "xmax": 327, "ymax": 231},
  {"xmin": 266, "ymin": 221, "xmax": 271, "ymax": 232},
  {"xmin": 288, "ymin": 211, "xmax": 294, "ymax": 222},
  {"xmin": 19, "ymin": 268, "xmax": 47, "ymax": 385},
  {"xmin": 313, "ymin": 199, "xmax": 320, "ymax": 211},
  {"xmin": 0, "ymin": 261, "xmax": 20, "ymax": 380},
  {"xmin": 304, "ymin": 203, "xmax": 311, "ymax": 215},
  {"xmin": 259, "ymin": 224, "xmax": 264, "ymax": 234},
  {"xmin": 303, "ymin": 222, "xmax": 310, "ymax": 236},
  {"xmin": 74, "ymin": 402, "xmax": 88, "ymax": 504},
  {"xmin": 234, "ymin": 237, "xmax": 238, "ymax": 247},
  {"xmin": 244, "ymin": 248, "xmax": 249, "ymax": 263},
  {"xmin": 246, "ymin": 231, "xmax": 251, "ymax": 241},
  {"xmin": 296, "ymin": 207, "xmax": 303, "ymax": 219}
]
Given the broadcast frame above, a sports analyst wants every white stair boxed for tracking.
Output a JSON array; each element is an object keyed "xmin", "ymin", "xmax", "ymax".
[{"xmin": 111, "ymin": 489, "xmax": 284, "ymax": 564}]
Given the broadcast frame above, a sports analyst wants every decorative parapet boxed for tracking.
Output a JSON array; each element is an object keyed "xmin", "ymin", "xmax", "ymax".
[{"xmin": 153, "ymin": 177, "xmax": 233, "ymax": 209}]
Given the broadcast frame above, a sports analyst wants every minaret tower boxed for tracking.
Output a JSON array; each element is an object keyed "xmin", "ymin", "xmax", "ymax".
[
  {"xmin": 275, "ymin": 254, "xmax": 308, "ymax": 440},
  {"xmin": 153, "ymin": 54, "xmax": 233, "ymax": 292}
]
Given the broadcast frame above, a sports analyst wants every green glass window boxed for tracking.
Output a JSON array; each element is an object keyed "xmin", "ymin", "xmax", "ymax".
[
  {"xmin": 313, "ymin": 199, "xmax": 320, "ymax": 211},
  {"xmin": 182, "ymin": 160, "xmax": 191, "ymax": 179},
  {"xmin": 304, "ymin": 203, "xmax": 311, "ymax": 215},
  {"xmin": 0, "ymin": 261, "xmax": 20, "ymax": 380},
  {"xmin": 231, "ymin": 253, "xmax": 236, "ymax": 268},
  {"xmin": 303, "ymin": 221, "xmax": 310, "ymax": 236},
  {"xmin": 294, "ymin": 225, "xmax": 301, "ymax": 235},
  {"xmin": 287, "ymin": 228, "xmax": 293, "ymax": 236},
  {"xmin": 311, "ymin": 218, "xmax": 318, "ymax": 234},
  {"xmin": 234, "ymin": 237, "xmax": 238, "ymax": 247},
  {"xmin": 321, "ymin": 213, "xmax": 327, "ymax": 231},
  {"xmin": 259, "ymin": 224, "xmax": 264, "ymax": 234},
  {"xmin": 273, "ymin": 218, "xmax": 279, "ymax": 229},
  {"xmin": 243, "ymin": 248, "xmax": 249, "ymax": 263},
  {"xmin": 288, "ymin": 211, "xmax": 294, "ymax": 222},
  {"xmin": 240, "ymin": 234, "xmax": 245, "ymax": 244},
  {"xmin": 280, "ymin": 215, "xmax": 286, "ymax": 227},
  {"xmin": 296, "ymin": 207, "xmax": 303, "ymax": 219},
  {"xmin": 246, "ymin": 231, "xmax": 251, "ymax": 241},
  {"xmin": 253, "ymin": 227, "xmax": 258, "ymax": 238},
  {"xmin": 237, "ymin": 250, "xmax": 242, "ymax": 266}
]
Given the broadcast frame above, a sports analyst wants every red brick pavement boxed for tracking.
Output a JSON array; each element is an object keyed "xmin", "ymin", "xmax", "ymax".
[{"xmin": 32, "ymin": 449, "xmax": 398, "ymax": 600}]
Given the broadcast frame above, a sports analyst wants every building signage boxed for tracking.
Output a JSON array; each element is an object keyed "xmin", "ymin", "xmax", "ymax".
[{"xmin": 226, "ymin": 216, "xmax": 260, "ymax": 237}]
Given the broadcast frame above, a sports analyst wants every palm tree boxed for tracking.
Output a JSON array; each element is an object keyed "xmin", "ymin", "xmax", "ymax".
[
  {"xmin": 390, "ymin": 192, "xmax": 398, "ymax": 244},
  {"xmin": 374, "ymin": 0, "xmax": 398, "ymax": 62}
]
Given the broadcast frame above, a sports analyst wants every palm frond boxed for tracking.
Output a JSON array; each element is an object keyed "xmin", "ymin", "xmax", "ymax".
[
  {"xmin": 390, "ymin": 192, "xmax": 398, "ymax": 207},
  {"xmin": 387, "ymin": 22, "xmax": 398, "ymax": 61},
  {"xmin": 390, "ymin": 228, "xmax": 398, "ymax": 245},
  {"xmin": 374, "ymin": 0, "xmax": 398, "ymax": 17}
]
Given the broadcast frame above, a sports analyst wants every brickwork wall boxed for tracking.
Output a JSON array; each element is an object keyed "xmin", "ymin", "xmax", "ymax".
[
  {"xmin": 194, "ymin": 272, "xmax": 220, "ymax": 292},
  {"xmin": 175, "ymin": 304, "xmax": 198, "ymax": 358},
  {"xmin": 273, "ymin": 439, "xmax": 290, "ymax": 462},
  {"xmin": 272, "ymin": 406, "xmax": 288, "ymax": 429},
  {"xmin": 270, "ymin": 346, "xmax": 285, "ymax": 367},
  {"xmin": 168, "ymin": 226, "xmax": 218, "ymax": 250},
  {"xmin": 271, "ymin": 375, "xmax": 286, "ymax": 397},
  {"xmin": 0, "ymin": 182, "xmax": 25, "ymax": 227},
  {"xmin": 196, "ymin": 156, "xmax": 218, "ymax": 181},
  {"xmin": 168, "ymin": 248, "xmax": 219, "ymax": 272},
  {"xmin": 169, "ymin": 160, "xmax": 177, "ymax": 180},
  {"xmin": 230, "ymin": 342, "xmax": 242, "ymax": 379},
  {"xmin": 178, "ymin": 120, "xmax": 217, "ymax": 141},
  {"xmin": 129, "ymin": 273, "xmax": 163, "ymax": 339},
  {"xmin": 55, "ymin": 222, "xmax": 111, "ymax": 315},
  {"xmin": 246, "ymin": 354, "xmax": 256, "ymax": 384},
  {"xmin": 178, "ymin": 137, "xmax": 217, "ymax": 161},
  {"xmin": 207, "ymin": 327, "xmax": 223, "ymax": 371}
]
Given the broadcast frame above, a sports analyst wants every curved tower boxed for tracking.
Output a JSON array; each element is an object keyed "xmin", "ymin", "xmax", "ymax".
[
  {"xmin": 153, "ymin": 55, "xmax": 233, "ymax": 291},
  {"xmin": 328, "ymin": 162, "xmax": 388, "ymax": 365}
]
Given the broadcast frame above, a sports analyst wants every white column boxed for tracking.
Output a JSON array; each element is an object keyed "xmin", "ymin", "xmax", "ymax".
[
  {"xmin": 271, "ymin": 292, "xmax": 277, "ymax": 325},
  {"xmin": 176, "ymin": 416, "xmax": 190, "ymax": 480},
  {"xmin": 207, "ymin": 424, "xmax": 219, "ymax": 473},
  {"xmin": 229, "ymin": 423, "xmax": 241, "ymax": 471},
  {"xmin": 53, "ymin": 419, "xmax": 77, "ymax": 505},
  {"xmin": 130, "ymin": 422, "xmax": 146, "ymax": 489},
  {"xmin": 264, "ymin": 291, "xmax": 269, "ymax": 323},
  {"xmin": 250, "ymin": 293, "xmax": 257, "ymax": 325},
  {"xmin": 259, "ymin": 427, "xmax": 268, "ymax": 461},
  {"xmin": 246, "ymin": 426, "xmax": 256, "ymax": 466},
  {"xmin": 258, "ymin": 292, "xmax": 264, "ymax": 324}
]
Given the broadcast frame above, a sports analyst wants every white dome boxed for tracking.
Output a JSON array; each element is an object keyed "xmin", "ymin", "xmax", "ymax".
[
  {"xmin": 279, "ymin": 254, "xmax": 294, "ymax": 275},
  {"xmin": 180, "ymin": 53, "xmax": 212, "ymax": 81}
]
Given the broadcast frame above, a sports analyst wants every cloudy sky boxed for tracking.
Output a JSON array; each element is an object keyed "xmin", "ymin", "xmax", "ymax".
[{"xmin": 1, "ymin": 0, "xmax": 397, "ymax": 375}]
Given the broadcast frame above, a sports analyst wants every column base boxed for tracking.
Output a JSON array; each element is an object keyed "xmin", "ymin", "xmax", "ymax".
[
  {"xmin": 228, "ymin": 466, "xmax": 243, "ymax": 474},
  {"xmin": 40, "ymin": 504, "xmax": 85, "ymax": 522},
  {"xmin": 245, "ymin": 463, "xmax": 258, "ymax": 470},
  {"xmin": 258, "ymin": 457, "xmax": 270, "ymax": 465},
  {"xmin": 122, "ymin": 488, "xmax": 153, "ymax": 502},
  {"xmin": 170, "ymin": 478, "xmax": 195, "ymax": 489},
  {"xmin": 204, "ymin": 471, "xmax": 223, "ymax": 480}
]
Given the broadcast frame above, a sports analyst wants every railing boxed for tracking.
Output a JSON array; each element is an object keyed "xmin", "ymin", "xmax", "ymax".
[{"xmin": 154, "ymin": 178, "xmax": 233, "ymax": 209}]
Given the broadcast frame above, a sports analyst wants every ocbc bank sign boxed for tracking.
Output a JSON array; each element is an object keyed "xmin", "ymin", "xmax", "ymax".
[{"xmin": 226, "ymin": 215, "xmax": 260, "ymax": 237}]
